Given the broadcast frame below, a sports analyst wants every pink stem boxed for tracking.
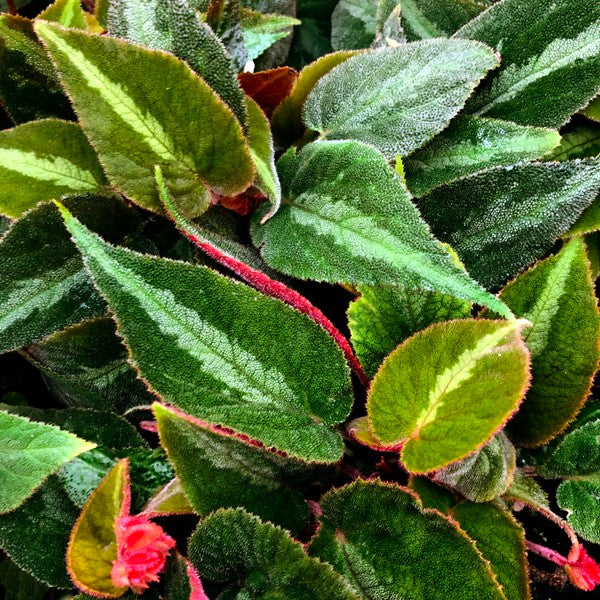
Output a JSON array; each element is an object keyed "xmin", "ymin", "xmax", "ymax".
[
  {"xmin": 532, "ymin": 504, "xmax": 580, "ymax": 549},
  {"xmin": 526, "ymin": 541, "xmax": 568, "ymax": 567}
]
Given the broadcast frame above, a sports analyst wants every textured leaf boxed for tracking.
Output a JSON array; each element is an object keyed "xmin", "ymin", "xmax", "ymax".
[
  {"xmin": 0, "ymin": 119, "xmax": 107, "ymax": 218},
  {"xmin": 404, "ymin": 116, "xmax": 560, "ymax": 197},
  {"xmin": 155, "ymin": 403, "xmax": 310, "ymax": 532},
  {"xmin": 143, "ymin": 478, "xmax": 195, "ymax": 516},
  {"xmin": 548, "ymin": 124, "xmax": 600, "ymax": 162},
  {"xmin": 330, "ymin": 0, "xmax": 379, "ymax": 50},
  {"xmin": 58, "ymin": 206, "xmax": 353, "ymax": 463},
  {"xmin": 39, "ymin": 0, "xmax": 87, "ymax": 29},
  {"xmin": 495, "ymin": 238, "xmax": 600, "ymax": 445},
  {"xmin": 0, "ymin": 15, "xmax": 73, "ymax": 124},
  {"xmin": 25, "ymin": 318, "xmax": 157, "ymax": 414},
  {"xmin": 556, "ymin": 481, "xmax": 600, "ymax": 545},
  {"xmin": 348, "ymin": 284, "xmax": 471, "ymax": 379},
  {"xmin": 271, "ymin": 50, "xmax": 358, "ymax": 147},
  {"xmin": 0, "ymin": 410, "xmax": 95, "ymax": 514},
  {"xmin": 373, "ymin": 3, "xmax": 405, "ymax": 48},
  {"xmin": 188, "ymin": 508, "xmax": 359, "ymax": 599},
  {"xmin": 367, "ymin": 319, "xmax": 530, "ymax": 473},
  {"xmin": 583, "ymin": 97, "xmax": 600, "ymax": 123},
  {"xmin": 164, "ymin": 554, "xmax": 208, "ymax": 600},
  {"xmin": 67, "ymin": 459, "xmax": 129, "ymax": 598},
  {"xmin": 419, "ymin": 160, "xmax": 600, "ymax": 289},
  {"xmin": 408, "ymin": 475, "xmax": 457, "ymax": 512},
  {"xmin": 238, "ymin": 66, "xmax": 298, "ymax": 117},
  {"xmin": 106, "ymin": 0, "xmax": 247, "ymax": 127},
  {"xmin": 35, "ymin": 22, "xmax": 254, "ymax": 216},
  {"xmin": 245, "ymin": 96, "xmax": 280, "ymax": 217},
  {"xmin": 503, "ymin": 469, "xmax": 550, "ymax": 511},
  {"xmin": 309, "ymin": 480, "xmax": 504, "ymax": 599},
  {"xmin": 0, "ymin": 560, "xmax": 48, "ymax": 600},
  {"xmin": 433, "ymin": 433, "xmax": 516, "ymax": 502},
  {"xmin": 240, "ymin": 8, "xmax": 299, "ymax": 61},
  {"xmin": 0, "ymin": 477, "xmax": 79, "ymax": 588},
  {"xmin": 0, "ymin": 195, "xmax": 139, "ymax": 354},
  {"xmin": 457, "ymin": 0, "xmax": 600, "ymax": 128},
  {"xmin": 252, "ymin": 140, "xmax": 512, "ymax": 317},
  {"xmin": 451, "ymin": 502, "xmax": 530, "ymax": 600},
  {"xmin": 303, "ymin": 40, "xmax": 499, "ymax": 158}
]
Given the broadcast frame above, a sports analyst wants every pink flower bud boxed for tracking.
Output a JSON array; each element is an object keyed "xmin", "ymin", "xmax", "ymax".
[{"xmin": 565, "ymin": 545, "xmax": 600, "ymax": 592}]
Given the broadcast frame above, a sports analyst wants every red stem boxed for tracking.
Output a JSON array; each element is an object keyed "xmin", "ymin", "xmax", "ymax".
[
  {"xmin": 526, "ymin": 541, "xmax": 568, "ymax": 567},
  {"xmin": 6, "ymin": 0, "xmax": 17, "ymax": 15}
]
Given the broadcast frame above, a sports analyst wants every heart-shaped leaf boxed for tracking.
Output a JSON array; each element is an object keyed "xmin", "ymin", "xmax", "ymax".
[{"xmin": 367, "ymin": 318, "xmax": 530, "ymax": 473}]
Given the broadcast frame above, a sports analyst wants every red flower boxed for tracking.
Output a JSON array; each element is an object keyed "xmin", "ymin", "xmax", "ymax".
[
  {"xmin": 111, "ymin": 515, "xmax": 176, "ymax": 593},
  {"xmin": 565, "ymin": 545, "xmax": 600, "ymax": 592}
]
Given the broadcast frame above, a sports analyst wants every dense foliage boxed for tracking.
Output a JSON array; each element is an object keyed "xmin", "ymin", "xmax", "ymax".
[{"xmin": 1, "ymin": 0, "xmax": 600, "ymax": 598}]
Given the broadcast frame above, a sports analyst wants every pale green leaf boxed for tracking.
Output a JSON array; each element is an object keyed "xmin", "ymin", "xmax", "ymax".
[
  {"xmin": 503, "ymin": 469, "xmax": 550, "ymax": 512},
  {"xmin": 547, "ymin": 124, "xmax": 600, "ymax": 162},
  {"xmin": 39, "ymin": 0, "xmax": 87, "ymax": 29},
  {"xmin": 240, "ymin": 8, "xmax": 299, "ymax": 61},
  {"xmin": 367, "ymin": 319, "xmax": 530, "ymax": 473},
  {"xmin": 303, "ymin": 40, "xmax": 499, "ymax": 158},
  {"xmin": 583, "ymin": 97, "xmax": 600, "ymax": 122},
  {"xmin": 331, "ymin": 0, "xmax": 379, "ymax": 50}
]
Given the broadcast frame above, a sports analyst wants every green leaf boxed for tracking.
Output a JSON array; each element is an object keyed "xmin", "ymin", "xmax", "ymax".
[
  {"xmin": 0, "ymin": 195, "xmax": 139, "ymax": 355},
  {"xmin": 309, "ymin": 480, "xmax": 504, "ymax": 599},
  {"xmin": 408, "ymin": 475, "xmax": 457, "ymax": 512},
  {"xmin": 404, "ymin": 116, "xmax": 561, "ymax": 197},
  {"xmin": 348, "ymin": 284, "xmax": 471, "ymax": 379},
  {"xmin": 494, "ymin": 238, "xmax": 600, "ymax": 446},
  {"xmin": 0, "ymin": 560, "xmax": 48, "ymax": 600},
  {"xmin": 433, "ymin": 433, "xmax": 516, "ymax": 502},
  {"xmin": 373, "ymin": 3, "xmax": 405, "ymax": 48},
  {"xmin": 245, "ymin": 96, "xmax": 280, "ymax": 217},
  {"xmin": 367, "ymin": 319, "xmax": 530, "ymax": 473},
  {"xmin": 57, "ymin": 206, "xmax": 353, "ymax": 463},
  {"xmin": 566, "ymin": 198, "xmax": 600, "ymax": 238},
  {"xmin": 547, "ymin": 124, "xmax": 600, "ymax": 162},
  {"xmin": 271, "ymin": 49, "xmax": 357, "ymax": 147},
  {"xmin": 67, "ymin": 459, "xmax": 129, "ymax": 598},
  {"xmin": 556, "ymin": 481, "xmax": 600, "ymax": 544},
  {"xmin": 251, "ymin": 140, "xmax": 512, "ymax": 318},
  {"xmin": 154, "ymin": 403, "xmax": 310, "ymax": 532},
  {"xmin": 303, "ymin": 40, "xmax": 499, "ymax": 158},
  {"xmin": 0, "ymin": 15, "xmax": 73, "ymax": 124},
  {"xmin": 188, "ymin": 508, "xmax": 359, "ymax": 599},
  {"xmin": 105, "ymin": 0, "xmax": 248, "ymax": 127},
  {"xmin": 240, "ymin": 8, "xmax": 299, "ymax": 61},
  {"xmin": 0, "ymin": 410, "xmax": 95, "ymax": 514},
  {"xmin": 35, "ymin": 22, "xmax": 254, "ymax": 216},
  {"xmin": 457, "ymin": 0, "xmax": 600, "ymax": 128},
  {"xmin": 583, "ymin": 97, "xmax": 600, "ymax": 123},
  {"xmin": 143, "ymin": 478, "xmax": 195, "ymax": 516},
  {"xmin": 451, "ymin": 502, "xmax": 530, "ymax": 600},
  {"xmin": 503, "ymin": 469, "xmax": 550, "ymax": 511},
  {"xmin": 419, "ymin": 160, "xmax": 600, "ymax": 289},
  {"xmin": 39, "ymin": 0, "xmax": 87, "ymax": 29},
  {"xmin": 25, "ymin": 317, "xmax": 157, "ymax": 414},
  {"xmin": 0, "ymin": 477, "xmax": 79, "ymax": 588},
  {"xmin": 331, "ymin": 0, "xmax": 379, "ymax": 50},
  {"xmin": 0, "ymin": 119, "xmax": 107, "ymax": 218}
]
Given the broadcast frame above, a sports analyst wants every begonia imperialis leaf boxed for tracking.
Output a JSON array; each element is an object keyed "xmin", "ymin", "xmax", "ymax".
[
  {"xmin": 188, "ymin": 508, "xmax": 359, "ymax": 599},
  {"xmin": 495, "ymin": 238, "xmax": 600, "ymax": 445},
  {"xmin": 106, "ymin": 0, "xmax": 247, "ymax": 127},
  {"xmin": 503, "ymin": 469, "xmax": 550, "ymax": 512},
  {"xmin": 57, "ymin": 206, "xmax": 353, "ymax": 463},
  {"xmin": 251, "ymin": 140, "xmax": 512, "ymax": 318},
  {"xmin": 67, "ymin": 459, "xmax": 129, "ymax": 598},
  {"xmin": 330, "ymin": 0, "xmax": 380, "ymax": 50},
  {"xmin": 456, "ymin": 0, "xmax": 600, "ymax": 128},
  {"xmin": 566, "ymin": 199, "xmax": 600, "ymax": 238},
  {"xmin": 35, "ymin": 22, "xmax": 254, "ymax": 216},
  {"xmin": 154, "ymin": 403, "xmax": 310, "ymax": 532},
  {"xmin": 271, "ymin": 50, "xmax": 357, "ymax": 147},
  {"xmin": 240, "ymin": 9, "xmax": 299, "ymax": 62},
  {"xmin": 0, "ymin": 15, "xmax": 73, "ymax": 124},
  {"xmin": 419, "ymin": 160, "xmax": 600, "ymax": 289},
  {"xmin": 404, "ymin": 116, "xmax": 561, "ymax": 197},
  {"xmin": 164, "ymin": 554, "xmax": 208, "ymax": 600},
  {"xmin": 0, "ymin": 410, "xmax": 95, "ymax": 514},
  {"xmin": 451, "ymin": 502, "xmax": 530, "ymax": 600},
  {"xmin": 39, "ymin": 0, "xmax": 87, "ymax": 29},
  {"xmin": 143, "ymin": 478, "xmax": 195, "ymax": 517},
  {"xmin": 303, "ymin": 40, "xmax": 499, "ymax": 158},
  {"xmin": 0, "ymin": 477, "xmax": 79, "ymax": 589},
  {"xmin": 433, "ymin": 433, "xmax": 516, "ymax": 502},
  {"xmin": 25, "ymin": 318, "xmax": 157, "ymax": 414},
  {"xmin": 367, "ymin": 319, "xmax": 530, "ymax": 473},
  {"xmin": 309, "ymin": 480, "xmax": 504, "ymax": 599},
  {"xmin": 0, "ymin": 119, "xmax": 107, "ymax": 218},
  {"xmin": 408, "ymin": 475, "xmax": 457, "ymax": 512},
  {"xmin": 348, "ymin": 284, "xmax": 471, "ymax": 379},
  {"xmin": 556, "ymin": 481, "xmax": 600, "ymax": 545},
  {"xmin": 372, "ymin": 3, "xmax": 405, "ymax": 48},
  {"xmin": 0, "ymin": 195, "xmax": 139, "ymax": 355}
]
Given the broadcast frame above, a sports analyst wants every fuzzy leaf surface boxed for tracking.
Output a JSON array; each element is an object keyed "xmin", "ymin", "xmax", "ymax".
[
  {"xmin": 0, "ymin": 119, "xmax": 107, "ymax": 218},
  {"xmin": 58, "ymin": 207, "xmax": 353, "ymax": 463},
  {"xmin": 0, "ymin": 410, "xmax": 95, "ymax": 514},
  {"xmin": 188, "ymin": 508, "xmax": 359, "ymax": 599},
  {"xmin": 303, "ymin": 40, "xmax": 499, "ymax": 158},
  {"xmin": 404, "ymin": 116, "xmax": 560, "ymax": 197},
  {"xmin": 106, "ymin": 0, "xmax": 247, "ymax": 126},
  {"xmin": 348, "ymin": 284, "xmax": 471, "ymax": 379},
  {"xmin": 240, "ymin": 9, "xmax": 299, "ymax": 62},
  {"xmin": 39, "ymin": 0, "xmax": 87, "ymax": 29},
  {"xmin": 251, "ymin": 140, "xmax": 511, "ymax": 317},
  {"xmin": 496, "ymin": 238, "xmax": 600, "ymax": 445},
  {"xmin": 548, "ymin": 125, "xmax": 600, "ymax": 162},
  {"xmin": 330, "ymin": 0, "xmax": 380, "ymax": 50},
  {"xmin": 452, "ymin": 502, "xmax": 530, "ymax": 600},
  {"xmin": 457, "ymin": 0, "xmax": 600, "ymax": 128},
  {"xmin": 367, "ymin": 319, "xmax": 530, "ymax": 473},
  {"xmin": 419, "ymin": 160, "xmax": 600, "ymax": 289},
  {"xmin": 154, "ymin": 404, "xmax": 310, "ymax": 532},
  {"xmin": 35, "ymin": 22, "xmax": 254, "ymax": 215},
  {"xmin": 309, "ymin": 480, "xmax": 504, "ymax": 599}
]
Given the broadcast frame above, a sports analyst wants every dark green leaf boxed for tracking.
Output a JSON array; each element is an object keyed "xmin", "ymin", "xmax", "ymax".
[
  {"xmin": 408, "ymin": 475, "xmax": 457, "ymax": 512},
  {"xmin": 331, "ymin": 0, "xmax": 379, "ymax": 50},
  {"xmin": 0, "ymin": 560, "xmax": 48, "ymax": 600}
]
